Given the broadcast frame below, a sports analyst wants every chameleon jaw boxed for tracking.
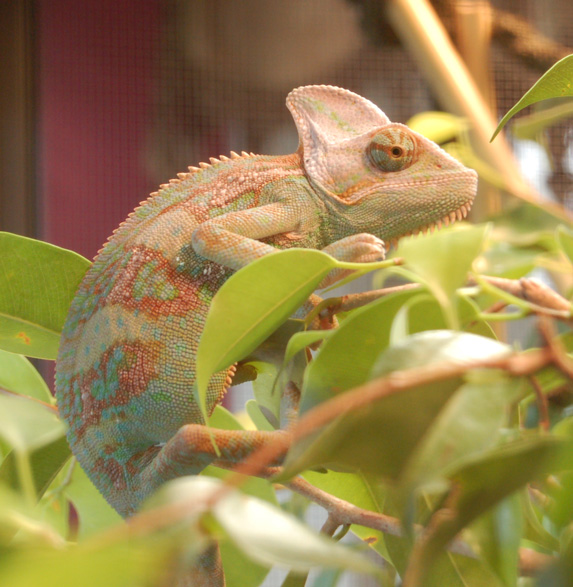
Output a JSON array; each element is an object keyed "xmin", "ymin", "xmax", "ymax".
[{"xmin": 387, "ymin": 201, "xmax": 472, "ymax": 249}]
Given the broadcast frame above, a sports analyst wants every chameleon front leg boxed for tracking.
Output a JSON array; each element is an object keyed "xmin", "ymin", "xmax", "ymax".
[
  {"xmin": 318, "ymin": 233, "xmax": 386, "ymax": 288},
  {"xmin": 191, "ymin": 201, "xmax": 386, "ymax": 278},
  {"xmin": 191, "ymin": 202, "xmax": 303, "ymax": 270}
]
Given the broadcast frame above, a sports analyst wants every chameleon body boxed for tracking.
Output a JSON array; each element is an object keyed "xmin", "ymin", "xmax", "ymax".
[{"xmin": 55, "ymin": 85, "xmax": 477, "ymax": 525}]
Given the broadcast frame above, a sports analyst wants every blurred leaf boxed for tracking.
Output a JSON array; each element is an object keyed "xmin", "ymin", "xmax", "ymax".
[
  {"xmin": 0, "ymin": 545, "xmax": 154, "ymax": 587},
  {"xmin": 284, "ymin": 331, "xmax": 512, "ymax": 483},
  {"xmin": 382, "ymin": 495, "xmax": 503, "ymax": 586},
  {"xmin": 492, "ymin": 55, "xmax": 573, "ymax": 139},
  {"xmin": 0, "ymin": 436, "xmax": 70, "ymax": 500},
  {"xmin": 300, "ymin": 289, "xmax": 418, "ymax": 414},
  {"xmin": 512, "ymin": 99, "xmax": 573, "ymax": 139},
  {"xmin": 221, "ymin": 540, "xmax": 270, "ymax": 587},
  {"xmin": 407, "ymin": 111, "xmax": 468, "ymax": 144},
  {"xmin": 0, "ymin": 232, "xmax": 90, "ymax": 359},
  {"xmin": 249, "ymin": 361, "xmax": 281, "ymax": 427},
  {"xmin": 420, "ymin": 436, "xmax": 573, "ymax": 573},
  {"xmin": 556, "ymin": 224, "xmax": 573, "ymax": 266},
  {"xmin": 64, "ymin": 463, "xmax": 122, "ymax": 538},
  {"xmin": 399, "ymin": 374, "xmax": 522, "ymax": 494},
  {"xmin": 280, "ymin": 570, "xmax": 309, "ymax": 586},
  {"xmin": 479, "ymin": 242, "xmax": 538, "ymax": 279},
  {"xmin": 371, "ymin": 330, "xmax": 510, "ymax": 376},
  {"xmin": 521, "ymin": 489, "xmax": 560, "ymax": 552},
  {"xmin": 467, "ymin": 495, "xmax": 523, "ymax": 587},
  {"xmin": 0, "ymin": 349, "xmax": 52, "ymax": 403},
  {"xmin": 245, "ymin": 399, "xmax": 275, "ymax": 432},
  {"xmin": 490, "ymin": 203, "xmax": 561, "ymax": 249},
  {"xmin": 0, "ymin": 394, "xmax": 64, "ymax": 453},
  {"xmin": 393, "ymin": 225, "xmax": 489, "ymax": 328},
  {"xmin": 158, "ymin": 476, "xmax": 378, "ymax": 575}
]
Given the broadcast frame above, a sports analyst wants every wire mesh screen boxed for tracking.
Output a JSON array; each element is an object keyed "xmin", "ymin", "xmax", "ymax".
[{"xmin": 40, "ymin": 0, "xmax": 573, "ymax": 260}]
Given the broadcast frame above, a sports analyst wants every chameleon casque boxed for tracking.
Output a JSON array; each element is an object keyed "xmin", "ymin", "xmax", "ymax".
[{"xmin": 55, "ymin": 85, "xmax": 477, "ymax": 580}]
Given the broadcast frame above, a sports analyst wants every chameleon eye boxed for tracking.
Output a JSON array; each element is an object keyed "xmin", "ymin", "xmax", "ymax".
[{"xmin": 367, "ymin": 127, "xmax": 417, "ymax": 172}]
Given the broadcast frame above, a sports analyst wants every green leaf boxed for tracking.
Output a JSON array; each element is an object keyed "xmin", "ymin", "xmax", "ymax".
[
  {"xmin": 300, "ymin": 288, "xmax": 419, "ymax": 414},
  {"xmin": 420, "ymin": 436, "xmax": 573, "ymax": 574},
  {"xmin": 0, "ymin": 349, "xmax": 52, "ymax": 402},
  {"xmin": 0, "ymin": 436, "xmax": 70, "ymax": 499},
  {"xmin": 407, "ymin": 111, "xmax": 468, "ymax": 144},
  {"xmin": 399, "ymin": 374, "xmax": 522, "ymax": 495},
  {"xmin": 221, "ymin": 540, "xmax": 270, "ymax": 587},
  {"xmin": 557, "ymin": 224, "xmax": 573, "ymax": 266},
  {"xmin": 492, "ymin": 54, "xmax": 573, "ymax": 140},
  {"xmin": 511, "ymin": 99, "xmax": 573, "ymax": 139},
  {"xmin": 467, "ymin": 496, "xmax": 523, "ymax": 587},
  {"xmin": 245, "ymin": 399, "xmax": 275, "ymax": 432},
  {"xmin": 64, "ymin": 463, "xmax": 122, "ymax": 538},
  {"xmin": 0, "ymin": 232, "xmax": 90, "ymax": 359},
  {"xmin": 196, "ymin": 250, "xmax": 336, "ymax": 419},
  {"xmin": 284, "ymin": 331, "xmax": 511, "ymax": 483},
  {"xmin": 249, "ymin": 362, "xmax": 281, "ymax": 428},
  {"xmin": 393, "ymin": 224, "xmax": 489, "ymax": 328},
  {"xmin": 0, "ymin": 394, "xmax": 64, "ymax": 453},
  {"xmin": 196, "ymin": 249, "xmax": 390, "ymax": 419},
  {"xmin": 0, "ymin": 545, "xmax": 154, "ymax": 587},
  {"xmin": 158, "ymin": 476, "xmax": 378, "ymax": 575},
  {"xmin": 283, "ymin": 330, "xmax": 332, "ymax": 366}
]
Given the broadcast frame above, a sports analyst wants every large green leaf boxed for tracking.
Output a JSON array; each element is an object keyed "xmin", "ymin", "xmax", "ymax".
[
  {"xmin": 283, "ymin": 332, "xmax": 512, "ymax": 483},
  {"xmin": 0, "ymin": 233, "xmax": 90, "ymax": 359},
  {"xmin": 492, "ymin": 54, "xmax": 573, "ymax": 140},
  {"xmin": 196, "ymin": 249, "xmax": 389, "ymax": 420},
  {"xmin": 299, "ymin": 289, "xmax": 419, "ymax": 414},
  {"xmin": 467, "ymin": 496, "xmax": 523, "ymax": 587}
]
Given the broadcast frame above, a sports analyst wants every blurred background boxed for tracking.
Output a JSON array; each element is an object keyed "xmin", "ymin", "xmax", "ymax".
[{"xmin": 2, "ymin": 0, "xmax": 573, "ymax": 261}]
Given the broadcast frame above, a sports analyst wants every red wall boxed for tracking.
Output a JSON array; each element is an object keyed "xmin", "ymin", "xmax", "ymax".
[{"xmin": 38, "ymin": 0, "xmax": 161, "ymax": 260}]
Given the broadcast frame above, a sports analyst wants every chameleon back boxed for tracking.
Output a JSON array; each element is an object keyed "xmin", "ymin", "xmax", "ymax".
[{"xmin": 54, "ymin": 152, "xmax": 307, "ymax": 514}]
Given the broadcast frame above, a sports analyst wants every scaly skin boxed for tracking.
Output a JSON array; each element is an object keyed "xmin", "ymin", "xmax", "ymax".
[{"xmin": 55, "ymin": 85, "xmax": 477, "ymax": 581}]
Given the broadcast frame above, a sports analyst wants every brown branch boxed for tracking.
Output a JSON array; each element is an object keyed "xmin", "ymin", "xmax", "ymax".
[
  {"xmin": 479, "ymin": 275, "xmax": 572, "ymax": 319},
  {"xmin": 226, "ymin": 347, "xmax": 553, "ymax": 487}
]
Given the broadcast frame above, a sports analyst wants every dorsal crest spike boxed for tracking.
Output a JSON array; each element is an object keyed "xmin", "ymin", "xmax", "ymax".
[
  {"xmin": 230, "ymin": 151, "xmax": 240, "ymax": 159},
  {"xmin": 199, "ymin": 161, "xmax": 210, "ymax": 169}
]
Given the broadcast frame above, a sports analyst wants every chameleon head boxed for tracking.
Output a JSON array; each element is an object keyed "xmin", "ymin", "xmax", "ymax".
[{"xmin": 287, "ymin": 85, "xmax": 478, "ymax": 242}]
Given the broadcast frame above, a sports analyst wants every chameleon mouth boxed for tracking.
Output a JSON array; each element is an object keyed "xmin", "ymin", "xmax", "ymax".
[{"xmin": 388, "ymin": 202, "xmax": 472, "ymax": 249}]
